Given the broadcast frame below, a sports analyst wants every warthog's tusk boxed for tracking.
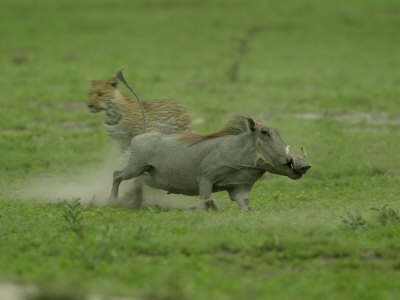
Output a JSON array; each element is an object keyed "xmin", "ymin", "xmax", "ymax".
[
  {"xmin": 285, "ymin": 145, "xmax": 292, "ymax": 162},
  {"xmin": 300, "ymin": 146, "xmax": 307, "ymax": 158}
]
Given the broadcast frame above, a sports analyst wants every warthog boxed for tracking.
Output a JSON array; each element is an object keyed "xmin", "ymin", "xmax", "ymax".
[{"xmin": 110, "ymin": 115, "xmax": 311, "ymax": 211}]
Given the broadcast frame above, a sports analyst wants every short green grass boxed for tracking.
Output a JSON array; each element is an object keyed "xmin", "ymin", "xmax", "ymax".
[{"xmin": 1, "ymin": 0, "xmax": 400, "ymax": 299}]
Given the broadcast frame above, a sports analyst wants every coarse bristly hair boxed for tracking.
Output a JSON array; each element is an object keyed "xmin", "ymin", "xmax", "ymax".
[{"xmin": 178, "ymin": 114, "xmax": 265, "ymax": 145}]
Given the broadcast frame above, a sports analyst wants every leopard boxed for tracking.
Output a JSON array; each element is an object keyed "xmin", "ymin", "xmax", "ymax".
[{"xmin": 88, "ymin": 76, "xmax": 191, "ymax": 154}]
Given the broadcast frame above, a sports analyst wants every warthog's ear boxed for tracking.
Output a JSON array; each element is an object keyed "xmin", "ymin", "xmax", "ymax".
[
  {"xmin": 109, "ymin": 76, "xmax": 118, "ymax": 87},
  {"xmin": 244, "ymin": 116, "xmax": 256, "ymax": 132}
]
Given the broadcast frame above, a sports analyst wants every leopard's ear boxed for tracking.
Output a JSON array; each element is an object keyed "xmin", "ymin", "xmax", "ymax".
[{"xmin": 109, "ymin": 76, "xmax": 118, "ymax": 87}]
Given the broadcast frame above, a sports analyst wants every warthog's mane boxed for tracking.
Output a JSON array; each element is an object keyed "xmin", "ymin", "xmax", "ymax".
[{"xmin": 178, "ymin": 115, "xmax": 265, "ymax": 145}]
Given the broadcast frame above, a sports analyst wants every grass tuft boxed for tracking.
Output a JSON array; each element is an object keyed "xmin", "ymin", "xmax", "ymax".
[
  {"xmin": 340, "ymin": 210, "xmax": 366, "ymax": 230},
  {"xmin": 371, "ymin": 204, "xmax": 400, "ymax": 226}
]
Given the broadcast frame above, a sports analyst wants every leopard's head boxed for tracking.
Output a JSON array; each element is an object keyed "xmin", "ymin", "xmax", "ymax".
[{"xmin": 87, "ymin": 76, "xmax": 118, "ymax": 113}]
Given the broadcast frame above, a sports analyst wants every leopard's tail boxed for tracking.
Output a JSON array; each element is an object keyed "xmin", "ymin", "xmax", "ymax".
[{"xmin": 116, "ymin": 68, "xmax": 147, "ymax": 132}]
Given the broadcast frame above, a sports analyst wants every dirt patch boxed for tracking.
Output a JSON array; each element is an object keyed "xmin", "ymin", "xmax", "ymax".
[
  {"xmin": 12, "ymin": 54, "xmax": 28, "ymax": 65},
  {"xmin": 227, "ymin": 25, "xmax": 263, "ymax": 82},
  {"xmin": 292, "ymin": 112, "xmax": 400, "ymax": 125},
  {"xmin": 0, "ymin": 283, "xmax": 36, "ymax": 300},
  {"xmin": 0, "ymin": 282, "xmax": 140, "ymax": 300},
  {"xmin": 3, "ymin": 128, "xmax": 27, "ymax": 135},
  {"xmin": 346, "ymin": 127, "xmax": 390, "ymax": 134}
]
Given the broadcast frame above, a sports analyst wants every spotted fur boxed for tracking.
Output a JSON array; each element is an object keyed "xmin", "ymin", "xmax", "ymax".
[{"xmin": 88, "ymin": 76, "xmax": 191, "ymax": 152}]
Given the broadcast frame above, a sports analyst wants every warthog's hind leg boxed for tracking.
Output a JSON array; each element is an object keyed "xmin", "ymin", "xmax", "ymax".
[
  {"xmin": 131, "ymin": 178, "xmax": 144, "ymax": 209},
  {"xmin": 123, "ymin": 174, "xmax": 150, "ymax": 209}
]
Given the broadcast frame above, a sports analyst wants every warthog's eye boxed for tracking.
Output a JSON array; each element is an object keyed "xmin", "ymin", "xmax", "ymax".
[
  {"xmin": 261, "ymin": 128, "xmax": 271, "ymax": 137},
  {"xmin": 97, "ymin": 91, "xmax": 103, "ymax": 97}
]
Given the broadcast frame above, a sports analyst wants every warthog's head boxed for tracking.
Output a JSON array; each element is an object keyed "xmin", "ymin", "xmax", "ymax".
[{"xmin": 246, "ymin": 117, "xmax": 311, "ymax": 179}]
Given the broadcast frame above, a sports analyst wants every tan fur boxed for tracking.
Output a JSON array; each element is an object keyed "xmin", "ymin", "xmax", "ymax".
[
  {"xmin": 88, "ymin": 76, "xmax": 191, "ymax": 152},
  {"xmin": 179, "ymin": 115, "xmax": 266, "ymax": 145}
]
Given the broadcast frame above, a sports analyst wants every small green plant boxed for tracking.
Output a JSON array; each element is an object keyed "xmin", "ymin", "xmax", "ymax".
[
  {"xmin": 340, "ymin": 210, "xmax": 366, "ymax": 230},
  {"xmin": 63, "ymin": 198, "xmax": 84, "ymax": 238},
  {"xmin": 371, "ymin": 204, "xmax": 400, "ymax": 226}
]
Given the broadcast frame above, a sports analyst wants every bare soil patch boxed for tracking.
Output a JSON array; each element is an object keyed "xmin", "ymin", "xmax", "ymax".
[
  {"xmin": 292, "ymin": 112, "xmax": 400, "ymax": 125},
  {"xmin": 0, "ymin": 282, "xmax": 140, "ymax": 300}
]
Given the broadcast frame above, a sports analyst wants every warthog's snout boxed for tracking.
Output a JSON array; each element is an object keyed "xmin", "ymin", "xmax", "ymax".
[
  {"xmin": 297, "ymin": 165, "xmax": 311, "ymax": 174},
  {"xmin": 285, "ymin": 145, "xmax": 311, "ymax": 179}
]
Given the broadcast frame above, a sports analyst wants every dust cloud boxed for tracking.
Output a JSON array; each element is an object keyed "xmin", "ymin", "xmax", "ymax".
[
  {"xmin": 16, "ymin": 148, "xmax": 195, "ymax": 209},
  {"xmin": 18, "ymin": 150, "xmax": 119, "ymax": 206}
]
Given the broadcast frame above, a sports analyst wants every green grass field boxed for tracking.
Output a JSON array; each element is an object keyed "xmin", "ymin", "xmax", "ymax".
[{"xmin": 1, "ymin": 0, "xmax": 400, "ymax": 299}]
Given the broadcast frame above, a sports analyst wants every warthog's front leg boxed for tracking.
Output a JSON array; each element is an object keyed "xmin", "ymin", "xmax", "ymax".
[
  {"xmin": 110, "ymin": 170, "xmax": 124, "ymax": 202},
  {"xmin": 228, "ymin": 185, "xmax": 253, "ymax": 212},
  {"xmin": 197, "ymin": 177, "xmax": 219, "ymax": 211},
  {"xmin": 109, "ymin": 164, "xmax": 149, "ymax": 203}
]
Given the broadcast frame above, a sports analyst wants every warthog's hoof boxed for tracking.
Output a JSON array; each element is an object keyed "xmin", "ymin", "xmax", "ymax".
[
  {"xmin": 202, "ymin": 199, "xmax": 219, "ymax": 211},
  {"xmin": 191, "ymin": 199, "xmax": 219, "ymax": 211},
  {"xmin": 244, "ymin": 205, "xmax": 254, "ymax": 212},
  {"xmin": 189, "ymin": 205, "xmax": 197, "ymax": 210},
  {"xmin": 238, "ymin": 204, "xmax": 254, "ymax": 212}
]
